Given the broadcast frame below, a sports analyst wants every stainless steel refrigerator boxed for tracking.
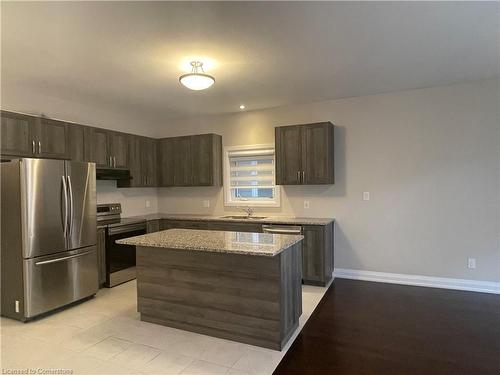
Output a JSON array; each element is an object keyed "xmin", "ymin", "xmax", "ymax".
[{"xmin": 1, "ymin": 158, "xmax": 98, "ymax": 321}]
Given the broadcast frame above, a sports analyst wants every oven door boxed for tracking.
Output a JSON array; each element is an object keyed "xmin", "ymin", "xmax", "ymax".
[{"xmin": 106, "ymin": 222, "xmax": 146, "ymax": 287}]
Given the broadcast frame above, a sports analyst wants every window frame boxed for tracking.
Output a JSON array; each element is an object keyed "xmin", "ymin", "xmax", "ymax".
[{"xmin": 223, "ymin": 144, "xmax": 281, "ymax": 208}]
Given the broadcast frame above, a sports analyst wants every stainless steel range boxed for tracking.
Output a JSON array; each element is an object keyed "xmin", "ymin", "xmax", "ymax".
[{"xmin": 97, "ymin": 203, "xmax": 146, "ymax": 287}]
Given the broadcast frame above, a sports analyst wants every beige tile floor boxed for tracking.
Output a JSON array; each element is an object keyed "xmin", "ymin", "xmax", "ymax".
[{"xmin": 1, "ymin": 280, "xmax": 330, "ymax": 375}]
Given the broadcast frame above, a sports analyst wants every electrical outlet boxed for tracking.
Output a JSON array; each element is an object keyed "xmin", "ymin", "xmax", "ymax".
[
  {"xmin": 467, "ymin": 258, "xmax": 476, "ymax": 269},
  {"xmin": 363, "ymin": 192, "xmax": 370, "ymax": 201},
  {"xmin": 145, "ymin": 200, "xmax": 151, "ymax": 208},
  {"xmin": 303, "ymin": 200, "xmax": 310, "ymax": 209},
  {"xmin": 202, "ymin": 200, "xmax": 210, "ymax": 208}
]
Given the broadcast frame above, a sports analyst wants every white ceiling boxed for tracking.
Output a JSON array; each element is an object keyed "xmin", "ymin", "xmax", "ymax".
[{"xmin": 2, "ymin": 1, "xmax": 499, "ymax": 120}]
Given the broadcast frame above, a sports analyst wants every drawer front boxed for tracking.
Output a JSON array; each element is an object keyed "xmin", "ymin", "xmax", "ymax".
[
  {"xmin": 206, "ymin": 221, "xmax": 262, "ymax": 233},
  {"xmin": 161, "ymin": 220, "xmax": 209, "ymax": 230}
]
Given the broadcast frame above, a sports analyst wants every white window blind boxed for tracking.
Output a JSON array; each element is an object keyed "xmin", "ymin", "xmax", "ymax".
[{"xmin": 224, "ymin": 146, "xmax": 280, "ymax": 207}]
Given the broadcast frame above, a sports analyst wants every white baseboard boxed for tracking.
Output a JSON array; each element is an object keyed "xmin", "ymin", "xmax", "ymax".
[{"xmin": 333, "ymin": 268, "xmax": 500, "ymax": 295}]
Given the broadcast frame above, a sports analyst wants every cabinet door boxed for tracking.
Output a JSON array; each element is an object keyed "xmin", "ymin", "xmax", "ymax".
[
  {"xmin": 67, "ymin": 124, "xmax": 88, "ymax": 162},
  {"xmin": 96, "ymin": 228, "xmax": 106, "ymax": 287},
  {"xmin": 301, "ymin": 225, "xmax": 324, "ymax": 284},
  {"xmin": 147, "ymin": 220, "xmax": 160, "ymax": 233},
  {"xmin": 303, "ymin": 122, "xmax": 334, "ymax": 184},
  {"xmin": 109, "ymin": 131, "xmax": 129, "ymax": 169},
  {"xmin": 191, "ymin": 134, "xmax": 214, "ymax": 186},
  {"xmin": 90, "ymin": 128, "xmax": 111, "ymax": 168},
  {"xmin": 34, "ymin": 118, "xmax": 69, "ymax": 159},
  {"xmin": 1, "ymin": 111, "xmax": 35, "ymax": 157},
  {"xmin": 142, "ymin": 138, "xmax": 157, "ymax": 187},
  {"xmin": 120, "ymin": 135, "xmax": 142, "ymax": 187},
  {"xmin": 158, "ymin": 138, "xmax": 175, "ymax": 186},
  {"xmin": 275, "ymin": 125, "xmax": 303, "ymax": 185},
  {"xmin": 172, "ymin": 137, "xmax": 192, "ymax": 186}
]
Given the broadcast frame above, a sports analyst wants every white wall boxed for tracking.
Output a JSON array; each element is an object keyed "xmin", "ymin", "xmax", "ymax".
[
  {"xmin": 96, "ymin": 181, "xmax": 158, "ymax": 217},
  {"xmin": 157, "ymin": 79, "xmax": 500, "ymax": 283}
]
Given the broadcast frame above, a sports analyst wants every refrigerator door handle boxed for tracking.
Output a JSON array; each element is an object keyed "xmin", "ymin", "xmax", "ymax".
[
  {"xmin": 61, "ymin": 176, "xmax": 68, "ymax": 238},
  {"xmin": 34, "ymin": 250, "xmax": 94, "ymax": 266},
  {"xmin": 67, "ymin": 175, "xmax": 74, "ymax": 236}
]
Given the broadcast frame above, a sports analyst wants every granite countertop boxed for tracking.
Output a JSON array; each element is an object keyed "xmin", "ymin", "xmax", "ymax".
[
  {"xmin": 124, "ymin": 213, "xmax": 334, "ymax": 226},
  {"xmin": 116, "ymin": 228, "xmax": 304, "ymax": 256}
]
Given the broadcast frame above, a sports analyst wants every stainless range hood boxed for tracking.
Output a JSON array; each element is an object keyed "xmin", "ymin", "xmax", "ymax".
[{"xmin": 96, "ymin": 168, "xmax": 131, "ymax": 180}]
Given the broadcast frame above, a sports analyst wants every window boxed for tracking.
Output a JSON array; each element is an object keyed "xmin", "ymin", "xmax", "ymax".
[{"xmin": 224, "ymin": 144, "xmax": 280, "ymax": 207}]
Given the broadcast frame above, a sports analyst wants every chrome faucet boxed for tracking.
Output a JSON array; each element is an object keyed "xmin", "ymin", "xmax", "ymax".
[{"xmin": 238, "ymin": 206, "xmax": 254, "ymax": 218}]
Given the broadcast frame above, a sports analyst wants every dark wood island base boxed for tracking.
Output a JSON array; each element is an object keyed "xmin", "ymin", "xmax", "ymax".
[{"xmin": 135, "ymin": 242, "xmax": 302, "ymax": 350}]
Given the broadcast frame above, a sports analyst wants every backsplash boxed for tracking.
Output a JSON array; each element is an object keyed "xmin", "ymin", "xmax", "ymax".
[{"xmin": 96, "ymin": 180, "xmax": 159, "ymax": 217}]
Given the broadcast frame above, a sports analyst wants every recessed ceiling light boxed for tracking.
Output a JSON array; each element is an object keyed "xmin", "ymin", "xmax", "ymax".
[
  {"xmin": 239, "ymin": 105, "xmax": 246, "ymax": 110},
  {"xmin": 179, "ymin": 61, "xmax": 215, "ymax": 91}
]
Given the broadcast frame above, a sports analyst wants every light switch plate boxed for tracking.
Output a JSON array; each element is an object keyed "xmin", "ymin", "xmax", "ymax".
[
  {"xmin": 363, "ymin": 192, "xmax": 370, "ymax": 201},
  {"xmin": 467, "ymin": 258, "xmax": 476, "ymax": 269},
  {"xmin": 303, "ymin": 200, "xmax": 310, "ymax": 209},
  {"xmin": 145, "ymin": 200, "xmax": 151, "ymax": 208},
  {"xmin": 202, "ymin": 200, "xmax": 210, "ymax": 208}
]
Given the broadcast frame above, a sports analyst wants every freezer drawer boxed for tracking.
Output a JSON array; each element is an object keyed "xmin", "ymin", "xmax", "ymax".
[{"xmin": 23, "ymin": 246, "xmax": 99, "ymax": 318}]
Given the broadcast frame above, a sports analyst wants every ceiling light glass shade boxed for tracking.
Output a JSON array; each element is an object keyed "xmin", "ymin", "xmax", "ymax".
[{"xmin": 179, "ymin": 61, "xmax": 215, "ymax": 90}]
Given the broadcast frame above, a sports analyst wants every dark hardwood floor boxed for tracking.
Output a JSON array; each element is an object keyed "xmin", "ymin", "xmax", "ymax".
[{"xmin": 274, "ymin": 279, "xmax": 500, "ymax": 375}]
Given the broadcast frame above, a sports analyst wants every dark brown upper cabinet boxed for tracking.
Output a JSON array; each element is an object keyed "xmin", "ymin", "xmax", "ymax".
[
  {"xmin": 118, "ymin": 135, "xmax": 157, "ymax": 188},
  {"xmin": 89, "ymin": 128, "xmax": 129, "ymax": 169},
  {"xmin": 1, "ymin": 111, "xmax": 69, "ymax": 160},
  {"xmin": 158, "ymin": 133, "xmax": 222, "ymax": 187},
  {"xmin": 67, "ymin": 123, "xmax": 90, "ymax": 162},
  {"xmin": 142, "ymin": 137, "xmax": 157, "ymax": 187},
  {"xmin": 158, "ymin": 137, "xmax": 175, "ymax": 186},
  {"xmin": 89, "ymin": 127, "xmax": 111, "ymax": 168},
  {"xmin": 275, "ymin": 122, "xmax": 334, "ymax": 185},
  {"xmin": 172, "ymin": 136, "xmax": 192, "ymax": 186},
  {"xmin": 1, "ymin": 111, "xmax": 36, "ymax": 157},
  {"xmin": 109, "ymin": 131, "xmax": 129, "ymax": 169},
  {"xmin": 34, "ymin": 118, "xmax": 69, "ymax": 159},
  {"xmin": 191, "ymin": 134, "xmax": 222, "ymax": 186}
]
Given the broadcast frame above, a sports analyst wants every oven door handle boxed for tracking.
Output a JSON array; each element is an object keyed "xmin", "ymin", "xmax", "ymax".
[{"xmin": 108, "ymin": 223, "xmax": 147, "ymax": 236}]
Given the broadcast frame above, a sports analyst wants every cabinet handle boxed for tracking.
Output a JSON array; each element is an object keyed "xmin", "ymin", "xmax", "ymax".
[
  {"xmin": 297, "ymin": 171, "xmax": 300, "ymax": 182},
  {"xmin": 302, "ymin": 171, "xmax": 305, "ymax": 183},
  {"xmin": 113, "ymin": 156, "xmax": 116, "ymax": 167},
  {"xmin": 38, "ymin": 141, "xmax": 42, "ymax": 154},
  {"xmin": 32, "ymin": 140, "xmax": 35, "ymax": 154}
]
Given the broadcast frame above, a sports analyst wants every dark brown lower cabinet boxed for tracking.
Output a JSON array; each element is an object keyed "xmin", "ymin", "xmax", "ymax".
[
  {"xmin": 147, "ymin": 220, "xmax": 160, "ymax": 233},
  {"xmin": 161, "ymin": 220, "xmax": 209, "ymax": 230},
  {"xmin": 96, "ymin": 228, "xmax": 106, "ymax": 287},
  {"xmin": 157, "ymin": 219, "xmax": 334, "ymax": 286},
  {"xmin": 204, "ymin": 221, "xmax": 262, "ymax": 233},
  {"xmin": 301, "ymin": 223, "xmax": 334, "ymax": 286}
]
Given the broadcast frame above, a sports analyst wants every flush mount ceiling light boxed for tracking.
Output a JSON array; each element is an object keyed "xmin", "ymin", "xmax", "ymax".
[
  {"xmin": 179, "ymin": 61, "xmax": 215, "ymax": 91},
  {"xmin": 239, "ymin": 104, "xmax": 245, "ymax": 110}
]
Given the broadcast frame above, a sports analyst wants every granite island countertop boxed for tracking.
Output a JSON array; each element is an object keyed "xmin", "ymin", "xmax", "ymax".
[
  {"xmin": 116, "ymin": 228, "xmax": 303, "ymax": 256},
  {"xmin": 124, "ymin": 213, "xmax": 334, "ymax": 226}
]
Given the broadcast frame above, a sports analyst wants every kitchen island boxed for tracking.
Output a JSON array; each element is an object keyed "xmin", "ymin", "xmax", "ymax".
[{"xmin": 117, "ymin": 229, "xmax": 303, "ymax": 350}]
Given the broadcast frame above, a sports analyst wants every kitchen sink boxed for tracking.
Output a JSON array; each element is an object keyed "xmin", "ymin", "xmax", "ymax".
[{"xmin": 221, "ymin": 215, "xmax": 267, "ymax": 220}]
